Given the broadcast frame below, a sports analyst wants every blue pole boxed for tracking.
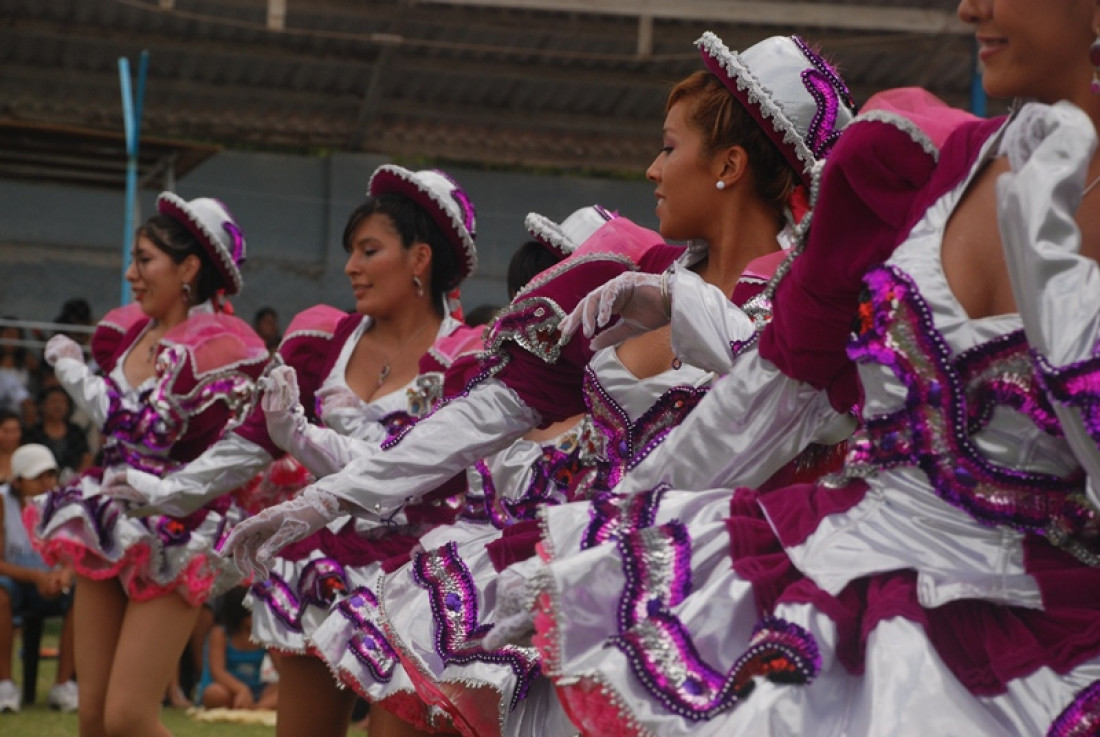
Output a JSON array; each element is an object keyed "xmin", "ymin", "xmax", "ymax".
[
  {"xmin": 119, "ymin": 57, "xmax": 136, "ymax": 304},
  {"xmin": 118, "ymin": 51, "xmax": 148, "ymax": 305}
]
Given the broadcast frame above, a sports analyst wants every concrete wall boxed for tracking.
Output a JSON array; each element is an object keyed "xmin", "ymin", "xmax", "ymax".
[{"xmin": 0, "ymin": 150, "xmax": 659, "ymax": 329}]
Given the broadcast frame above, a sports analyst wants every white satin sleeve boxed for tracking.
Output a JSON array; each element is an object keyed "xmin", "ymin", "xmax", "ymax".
[
  {"xmin": 269, "ymin": 413, "xmax": 385, "ymax": 479},
  {"xmin": 617, "ymin": 348, "xmax": 855, "ymax": 495},
  {"xmin": 155, "ymin": 433, "xmax": 273, "ymax": 516},
  {"xmin": 314, "ymin": 379, "xmax": 540, "ymax": 518},
  {"xmin": 997, "ymin": 100, "xmax": 1100, "ymax": 507},
  {"xmin": 51, "ymin": 357, "xmax": 111, "ymax": 428},
  {"xmin": 668, "ymin": 265, "xmax": 757, "ymax": 374}
]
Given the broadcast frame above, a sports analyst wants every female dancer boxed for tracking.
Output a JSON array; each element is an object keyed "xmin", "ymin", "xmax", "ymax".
[
  {"xmin": 106, "ymin": 165, "xmax": 481, "ymax": 737},
  {"xmin": 261, "ymin": 32, "xmax": 856, "ymax": 737},
  {"xmin": 29, "ymin": 193, "xmax": 267, "ymax": 736},
  {"xmin": 517, "ymin": 1, "xmax": 1100, "ymax": 734}
]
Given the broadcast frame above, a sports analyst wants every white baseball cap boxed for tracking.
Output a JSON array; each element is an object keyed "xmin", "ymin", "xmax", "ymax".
[{"xmin": 11, "ymin": 444, "xmax": 59, "ymax": 480}]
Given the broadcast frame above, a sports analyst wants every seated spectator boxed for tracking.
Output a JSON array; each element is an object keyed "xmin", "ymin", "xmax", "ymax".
[
  {"xmin": 24, "ymin": 386, "xmax": 92, "ymax": 481},
  {"xmin": 196, "ymin": 586, "xmax": 278, "ymax": 711},
  {"xmin": 0, "ymin": 412, "xmax": 20, "ymax": 486},
  {"xmin": 0, "ymin": 322, "xmax": 34, "ymax": 429},
  {"xmin": 0, "ymin": 444, "xmax": 77, "ymax": 713}
]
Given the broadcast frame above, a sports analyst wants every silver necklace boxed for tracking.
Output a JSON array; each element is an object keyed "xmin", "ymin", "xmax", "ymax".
[{"xmin": 377, "ymin": 323, "xmax": 430, "ymax": 386}]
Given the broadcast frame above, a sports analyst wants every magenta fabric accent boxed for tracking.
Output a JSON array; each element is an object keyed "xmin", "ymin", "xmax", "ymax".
[
  {"xmin": 234, "ymin": 305, "xmax": 347, "ymax": 457},
  {"xmin": 486, "ymin": 519, "xmax": 541, "ymax": 572},
  {"xmin": 278, "ymin": 524, "xmax": 420, "ymax": 568},
  {"xmin": 91, "ymin": 303, "xmax": 148, "ymax": 373},
  {"xmin": 758, "ymin": 116, "xmax": 940, "ymax": 413},
  {"xmin": 758, "ymin": 479, "xmax": 869, "ymax": 548},
  {"xmin": 728, "ymin": 484, "xmax": 1100, "ymax": 694},
  {"xmin": 759, "ymin": 114, "xmax": 1003, "ymax": 414},
  {"xmin": 495, "ymin": 244, "xmax": 681, "ymax": 426},
  {"xmin": 862, "ymin": 87, "xmax": 981, "ymax": 150}
]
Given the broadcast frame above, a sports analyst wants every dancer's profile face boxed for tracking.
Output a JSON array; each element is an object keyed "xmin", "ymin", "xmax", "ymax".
[
  {"xmin": 125, "ymin": 235, "xmax": 195, "ymax": 323},
  {"xmin": 957, "ymin": 0, "xmax": 1097, "ymax": 103},
  {"xmin": 646, "ymin": 99, "xmax": 721, "ymax": 243},
  {"xmin": 344, "ymin": 212, "xmax": 422, "ymax": 318}
]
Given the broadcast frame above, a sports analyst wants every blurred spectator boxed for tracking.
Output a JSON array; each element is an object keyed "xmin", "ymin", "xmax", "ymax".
[
  {"xmin": 506, "ymin": 239, "xmax": 561, "ymax": 299},
  {"xmin": 23, "ymin": 386, "xmax": 92, "ymax": 481},
  {"xmin": 196, "ymin": 586, "xmax": 279, "ymax": 710},
  {"xmin": 0, "ymin": 321, "xmax": 35, "ymax": 427},
  {"xmin": 464, "ymin": 304, "xmax": 501, "ymax": 327},
  {"xmin": 252, "ymin": 307, "xmax": 281, "ymax": 354},
  {"xmin": 0, "ymin": 412, "xmax": 20, "ymax": 486},
  {"xmin": 0, "ymin": 444, "xmax": 77, "ymax": 713}
]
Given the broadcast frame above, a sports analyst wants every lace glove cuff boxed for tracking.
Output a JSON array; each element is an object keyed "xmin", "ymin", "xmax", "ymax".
[{"xmin": 221, "ymin": 485, "xmax": 345, "ymax": 581}]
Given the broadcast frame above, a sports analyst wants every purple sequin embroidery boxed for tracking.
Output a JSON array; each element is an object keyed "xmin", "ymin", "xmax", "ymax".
[
  {"xmin": 298, "ymin": 557, "xmax": 350, "ymax": 609},
  {"xmin": 845, "ymin": 266, "xmax": 1085, "ymax": 538},
  {"xmin": 583, "ymin": 365, "xmax": 707, "ymax": 493},
  {"xmin": 616, "ymin": 521, "xmax": 693, "ymax": 630},
  {"xmin": 411, "ymin": 543, "xmax": 540, "ymax": 710},
  {"xmin": 610, "ymin": 614, "xmax": 821, "ymax": 720},
  {"xmin": 792, "ymin": 35, "xmax": 856, "ymax": 159},
  {"xmin": 334, "ymin": 585, "xmax": 398, "ymax": 682},
  {"xmin": 1035, "ymin": 350, "xmax": 1100, "ymax": 444},
  {"xmin": 252, "ymin": 572, "xmax": 303, "ymax": 632},
  {"xmin": 1048, "ymin": 679, "xmax": 1100, "ymax": 737},
  {"xmin": 582, "ymin": 484, "xmax": 667, "ymax": 550}
]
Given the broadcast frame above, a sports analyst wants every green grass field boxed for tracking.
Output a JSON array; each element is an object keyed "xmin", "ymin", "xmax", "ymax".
[{"xmin": 1, "ymin": 619, "xmax": 368, "ymax": 736}]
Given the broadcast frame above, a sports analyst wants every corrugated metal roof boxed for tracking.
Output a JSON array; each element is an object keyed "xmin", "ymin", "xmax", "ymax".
[{"xmin": 0, "ymin": 0, "xmax": 983, "ymax": 183}]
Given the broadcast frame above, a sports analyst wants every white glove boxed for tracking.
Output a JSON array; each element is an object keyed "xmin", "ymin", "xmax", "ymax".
[
  {"xmin": 482, "ymin": 556, "xmax": 549, "ymax": 650},
  {"xmin": 261, "ymin": 365, "xmax": 308, "ymax": 451},
  {"xmin": 220, "ymin": 485, "xmax": 345, "ymax": 581},
  {"xmin": 559, "ymin": 271, "xmax": 671, "ymax": 351},
  {"xmin": 45, "ymin": 334, "xmax": 84, "ymax": 366}
]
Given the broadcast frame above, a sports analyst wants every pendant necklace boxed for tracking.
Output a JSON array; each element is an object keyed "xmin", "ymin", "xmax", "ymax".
[{"xmin": 377, "ymin": 323, "xmax": 431, "ymax": 386}]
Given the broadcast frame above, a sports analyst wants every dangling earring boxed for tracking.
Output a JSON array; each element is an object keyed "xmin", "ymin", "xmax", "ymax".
[
  {"xmin": 715, "ymin": 180, "xmax": 727, "ymax": 191},
  {"xmin": 413, "ymin": 276, "xmax": 424, "ymax": 298},
  {"xmin": 1091, "ymin": 36, "xmax": 1100, "ymax": 95},
  {"xmin": 181, "ymin": 283, "xmax": 193, "ymax": 305}
]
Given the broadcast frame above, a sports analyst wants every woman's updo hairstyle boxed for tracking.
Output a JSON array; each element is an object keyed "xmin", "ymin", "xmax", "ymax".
[{"xmin": 668, "ymin": 70, "xmax": 799, "ymax": 225}]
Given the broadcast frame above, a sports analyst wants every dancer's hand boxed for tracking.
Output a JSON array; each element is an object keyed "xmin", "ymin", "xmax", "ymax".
[
  {"xmin": 559, "ymin": 271, "xmax": 670, "ymax": 350},
  {"xmin": 101, "ymin": 469, "xmax": 163, "ymax": 510},
  {"xmin": 260, "ymin": 365, "xmax": 300, "ymax": 414},
  {"xmin": 220, "ymin": 486, "xmax": 345, "ymax": 580},
  {"xmin": 261, "ymin": 365, "xmax": 308, "ymax": 450},
  {"xmin": 44, "ymin": 334, "xmax": 84, "ymax": 366}
]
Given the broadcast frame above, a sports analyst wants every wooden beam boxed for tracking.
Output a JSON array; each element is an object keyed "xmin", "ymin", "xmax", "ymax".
[{"xmin": 419, "ymin": 0, "xmax": 969, "ymax": 35}]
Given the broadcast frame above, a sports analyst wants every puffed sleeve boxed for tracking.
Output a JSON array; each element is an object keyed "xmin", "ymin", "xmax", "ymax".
[
  {"xmin": 997, "ymin": 100, "xmax": 1100, "ymax": 510},
  {"xmin": 621, "ymin": 111, "xmax": 952, "ymax": 494}
]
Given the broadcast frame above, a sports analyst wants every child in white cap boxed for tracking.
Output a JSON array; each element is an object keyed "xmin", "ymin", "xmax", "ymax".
[{"xmin": 0, "ymin": 443, "xmax": 77, "ymax": 713}]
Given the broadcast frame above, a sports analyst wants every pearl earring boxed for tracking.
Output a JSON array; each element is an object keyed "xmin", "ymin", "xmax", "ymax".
[{"xmin": 715, "ymin": 180, "xmax": 726, "ymax": 191}]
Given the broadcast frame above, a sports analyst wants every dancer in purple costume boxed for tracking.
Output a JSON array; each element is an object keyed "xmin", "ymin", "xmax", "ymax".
[
  {"xmin": 105, "ymin": 165, "xmax": 483, "ymax": 737},
  {"xmin": 29, "ymin": 193, "xmax": 267, "ymax": 737},
  {"xmin": 513, "ymin": 2, "xmax": 1100, "ymax": 734},
  {"xmin": 292, "ymin": 30, "xmax": 857, "ymax": 737}
]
